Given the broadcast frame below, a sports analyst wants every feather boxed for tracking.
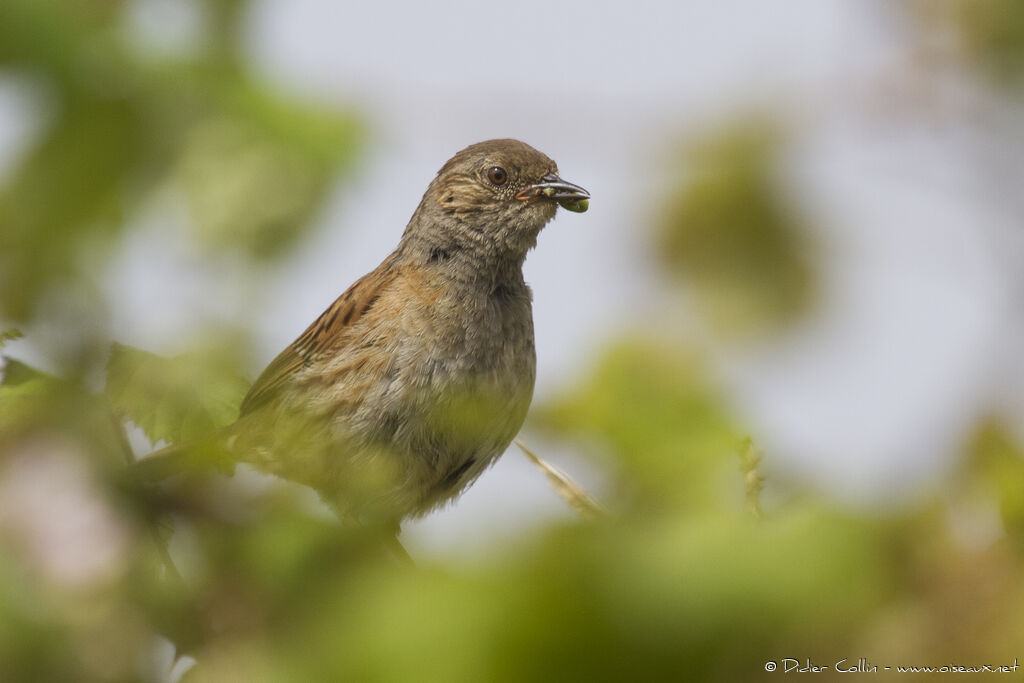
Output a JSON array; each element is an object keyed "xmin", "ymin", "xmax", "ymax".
[{"xmin": 240, "ymin": 260, "xmax": 399, "ymax": 416}]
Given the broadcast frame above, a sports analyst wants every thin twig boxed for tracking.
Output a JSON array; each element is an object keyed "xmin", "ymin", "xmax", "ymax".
[{"xmin": 515, "ymin": 439, "xmax": 604, "ymax": 520}]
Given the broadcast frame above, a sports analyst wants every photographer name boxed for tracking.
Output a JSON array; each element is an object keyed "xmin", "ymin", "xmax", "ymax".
[{"xmin": 767, "ymin": 657, "xmax": 1019, "ymax": 674}]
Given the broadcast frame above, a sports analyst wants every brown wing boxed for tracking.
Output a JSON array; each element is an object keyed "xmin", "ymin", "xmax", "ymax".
[{"xmin": 239, "ymin": 260, "xmax": 397, "ymax": 416}]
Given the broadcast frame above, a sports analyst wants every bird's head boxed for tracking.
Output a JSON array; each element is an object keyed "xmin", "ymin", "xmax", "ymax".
[{"xmin": 404, "ymin": 139, "xmax": 589, "ymax": 266}]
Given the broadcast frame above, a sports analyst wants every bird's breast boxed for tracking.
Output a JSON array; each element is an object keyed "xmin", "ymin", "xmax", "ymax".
[
  {"xmin": 290, "ymin": 268, "xmax": 538, "ymax": 519},
  {"xmin": 397, "ymin": 276, "xmax": 536, "ymax": 447},
  {"xmin": 429, "ymin": 278, "xmax": 535, "ymax": 388}
]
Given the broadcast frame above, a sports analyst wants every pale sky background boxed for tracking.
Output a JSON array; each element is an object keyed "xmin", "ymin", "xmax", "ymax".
[{"xmin": 3, "ymin": 0, "xmax": 1023, "ymax": 561}]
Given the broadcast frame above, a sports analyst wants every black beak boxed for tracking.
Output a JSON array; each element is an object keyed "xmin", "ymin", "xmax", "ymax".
[{"xmin": 516, "ymin": 172, "xmax": 589, "ymax": 201}]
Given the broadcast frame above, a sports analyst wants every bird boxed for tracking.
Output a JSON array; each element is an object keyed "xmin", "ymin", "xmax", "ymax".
[{"xmin": 138, "ymin": 138, "xmax": 589, "ymax": 531}]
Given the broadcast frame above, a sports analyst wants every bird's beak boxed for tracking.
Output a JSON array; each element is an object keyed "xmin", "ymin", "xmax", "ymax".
[{"xmin": 516, "ymin": 173, "xmax": 590, "ymax": 213}]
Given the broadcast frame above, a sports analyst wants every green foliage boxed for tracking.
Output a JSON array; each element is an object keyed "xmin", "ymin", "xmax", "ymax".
[
  {"xmin": 106, "ymin": 343, "xmax": 249, "ymax": 445},
  {"xmin": 0, "ymin": 0, "xmax": 362, "ymax": 322},
  {"xmin": 917, "ymin": 0, "xmax": 1024, "ymax": 87},
  {"xmin": 657, "ymin": 119, "xmax": 815, "ymax": 338},
  {"xmin": 8, "ymin": 329, "xmax": 1024, "ymax": 681},
  {"xmin": 0, "ymin": 329, "xmax": 23, "ymax": 349},
  {"xmin": 965, "ymin": 419, "xmax": 1024, "ymax": 543},
  {"xmin": 172, "ymin": 71, "xmax": 362, "ymax": 258},
  {"xmin": 0, "ymin": 361, "xmax": 63, "ymax": 436},
  {"xmin": 0, "ymin": 358, "xmax": 124, "ymax": 472},
  {"xmin": 168, "ymin": 509, "xmax": 888, "ymax": 683},
  {"xmin": 536, "ymin": 341, "xmax": 742, "ymax": 512}
]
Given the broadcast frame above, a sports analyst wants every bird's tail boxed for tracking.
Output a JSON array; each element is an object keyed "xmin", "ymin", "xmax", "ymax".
[{"xmin": 132, "ymin": 428, "xmax": 237, "ymax": 483}]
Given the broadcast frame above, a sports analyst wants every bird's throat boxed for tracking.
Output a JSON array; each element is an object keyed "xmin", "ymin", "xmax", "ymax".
[{"xmin": 399, "ymin": 216, "xmax": 534, "ymax": 290}]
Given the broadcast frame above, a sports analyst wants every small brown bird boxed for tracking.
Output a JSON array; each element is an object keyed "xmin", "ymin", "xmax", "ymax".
[{"xmin": 142, "ymin": 139, "xmax": 589, "ymax": 529}]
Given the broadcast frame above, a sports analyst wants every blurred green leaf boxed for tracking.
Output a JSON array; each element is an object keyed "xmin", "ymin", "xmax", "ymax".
[
  {"xmin": 657, "ymin": 119, "xmax": 815, "ymax": 338},
  {"xmin": 0, "ymin": 367, "xmax": 62, "ymax": 437},
  {"xmin": 916, "ymin": 0, "xmax": 1024, "ymax": 87},
  {"xmin": 176, "ymin": 77, "xmax": 363, "ymax": 258},
  {"xmin": 0, "ymin": 0, "xmax": 124, "ymax": 80},
  {"xmin": 0, "ymin": 553, "xmax": 79, "ymax": 683},
  {"xmin": 0, "ymin": 0, "xmax": 364, "ymax": 323},
  {"xmin": 535, "ymin": 340, "xmax": 741, "ymax": 512},
  {"xmin": 172, "ymin": 507, "xmax": 889, "ymax": 683},
  {"xmin": 966, "ymin": 418, "xmax": 1024, "ymax": 543},
  {"xmin": 0, "ymin": 357, "xmax": 126, "ymax": 474},
  {"xmin": 0, "ymin": 94, "xmax": 145, "ymax": 320},
  {"xmin": 0, "ymin": 329, "xmax": 23, "ymax": 349},
  {"xmin": 105, "ymin": 343, "xmax": 248, "ymax": 445}
]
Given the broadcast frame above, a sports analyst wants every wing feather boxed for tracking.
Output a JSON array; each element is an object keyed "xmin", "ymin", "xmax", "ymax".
[{"xmin": 239, "ymin": 260, "xmax": 398, "ymax": 416}]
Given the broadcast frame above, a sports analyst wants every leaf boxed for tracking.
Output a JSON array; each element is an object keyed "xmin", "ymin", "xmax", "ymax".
[
  {"xmin": 0, "ymin": 356, "xmax": 52, "ymax": 387},
  {"xmin": 0, "ymin": 328, "xmax": 22, "ymax": 349},
  {"xmin": 0, "ymin": 372, "xmax": 57, "ymax": 435},
  {"xmin": 0, "ymin": 94, "xmax": 145, "ymax": 321},
  {"xmin": 105, "ymin": 343, "xmax": 249, "ymax": 446},
  {"xmin": 657, "ymin": 118, "xmax": 815, "ymax": 338},
  {"xmin": 534, "ymin": 340, "xmax": 741, "ymax": 511},
  {"xmin": 966, "ymin": 418, "xmax": 1024, "ymax": 541},
  {"xmin": 174, "ymin": 73, "xmax": 364, "ymax": 259},
  {"xmin": 0, "ymin": 358, "xmax": 96, "ymax": 441}
]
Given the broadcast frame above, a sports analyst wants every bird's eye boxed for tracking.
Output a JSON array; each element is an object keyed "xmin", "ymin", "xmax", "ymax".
[{"xmin": 487, "ymin": 166, "xmax": 508, "ymax": 186}]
